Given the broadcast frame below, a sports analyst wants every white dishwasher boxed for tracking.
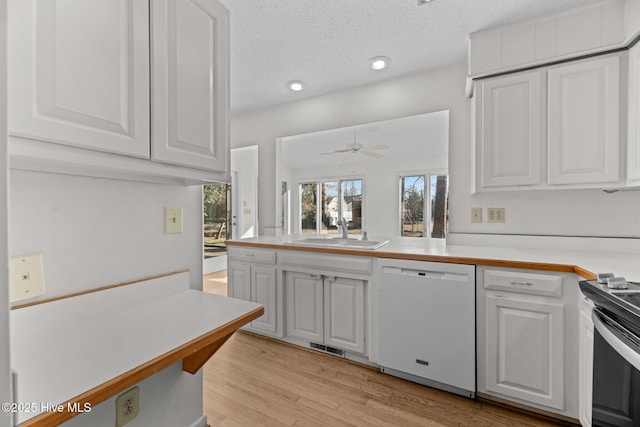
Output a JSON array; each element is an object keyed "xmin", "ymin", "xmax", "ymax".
[{"xmin": 377, "ymin": 258, "xmax": 475, "ymax": 398}]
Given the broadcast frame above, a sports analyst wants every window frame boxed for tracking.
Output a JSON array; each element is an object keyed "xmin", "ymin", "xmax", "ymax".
[
  {"xmin": 296, "ymin": 175, "xmax": 365, "ymax": 235},
  {"xmin": 397, "ymin": 169, "xmax": 448, "ymax": 239}
]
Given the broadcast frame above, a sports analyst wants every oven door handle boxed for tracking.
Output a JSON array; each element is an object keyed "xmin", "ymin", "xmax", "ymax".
[{"xmin": 592, "ymin": 310, "xmax": 640, "ymax": 372}]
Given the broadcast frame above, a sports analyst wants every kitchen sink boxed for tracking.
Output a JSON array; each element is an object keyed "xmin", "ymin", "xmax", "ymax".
[{"xmin": 289, "ymin": 237, "xmax": 390, "ymax": 250}]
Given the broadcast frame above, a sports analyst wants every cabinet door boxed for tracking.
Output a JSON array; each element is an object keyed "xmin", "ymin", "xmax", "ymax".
[
  {"xmin": 8, "ymin": 0, "xmax": 150, "ymax": 157},
  {"xmin": 285, "ymin": 272, "xmax": 323, "ymax": 342},
  {"xmin": 476, "ymin": 71, "xmax": 544, "ymax": 188},
  {"xmin": 579, "ymin": 300, "xmax": 594, "ymax": 427},
  {"xmin": 628, "ymin": 43, "xmax": 640, "ymax": 184},
  {"xmin": 486, "ymin": 296, "xmax": 564, "ymax": 410},
  {"xmin": 250, "ymin": 266, "xmax": 277, "ymax": 333},
  {"xmin": 151, "ymin": 0, "xmax": 229, "ymax": 173},
  {"xmin": 323, "ymin": 277, "xmax": 365, "ymax": 354},
  {"xmin": 547, "ymin": 55, "xmax": 620, "ymax": 185},
  {"xmin": 227, "ymin": 263, "xmax": 251, "ymax": 301}
]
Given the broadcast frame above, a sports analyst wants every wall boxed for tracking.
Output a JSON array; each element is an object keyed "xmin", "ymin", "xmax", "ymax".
[
  {"xmin": 61, "ymin": 363, "xmax": 203, "ymax": 427},
  {"xmin": 0, "ymin": 0, "xmax": 12, "ymax": 424},
  {"xmin": 231, "ymin": 146, "xmax": 258, "ymax": 238},
  {"xmin": 9, "ymin": 170, "xmax": 204, "ymax": 426},
  {"xmin": 9, "ymin": 171, "xmax": 203, "ymax": 297},
  {"xmin": 231, "ymin": 63, "xmax": 467, "ymax": 236},
  {"xmin": 232, "ymin": 60, "xmax": 640, "ymax": 239}
]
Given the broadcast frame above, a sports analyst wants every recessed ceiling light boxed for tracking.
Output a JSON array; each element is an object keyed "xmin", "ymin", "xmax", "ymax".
[
  {"xmin": 287, "ymin": 80, "xmax": 305, "ymax": 92},
  {"xmin": 369, "ymin": 56, "xmax": 391, "ymax": 71},
  {"xmin": 418, "ymin": 0, "xmax": 434, "ymax": 4}
]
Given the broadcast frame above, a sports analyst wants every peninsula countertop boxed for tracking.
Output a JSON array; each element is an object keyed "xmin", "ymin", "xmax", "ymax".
[{"xmin": 226, "ymin": 234, "xmax": 640, "ymax": 281}]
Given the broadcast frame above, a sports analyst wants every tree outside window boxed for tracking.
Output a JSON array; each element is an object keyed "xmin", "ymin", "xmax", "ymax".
[
  {"xmin": 400, "ymin": 174, "xmax": 448, "ymax": 239},
  {"xmin": 203, "ymin": 183, "xmax": 230, "ymax": 257}
]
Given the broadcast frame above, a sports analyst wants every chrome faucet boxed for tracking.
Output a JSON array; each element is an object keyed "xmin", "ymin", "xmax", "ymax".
[{"xmin": 335, "ymin": 218, "xmax": 349, "ymax": 239}]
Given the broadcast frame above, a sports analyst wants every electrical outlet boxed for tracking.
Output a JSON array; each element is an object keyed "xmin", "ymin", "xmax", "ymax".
[
  {"xmin": 487, "ymin": 208, "xmax": 506, "ymax": 223},
  {"xmin": 164, "ymin": 206, "xmax": 183, "ymax": 234},
  {"xmin": 471, "ymin": 207, "xmax": 482, "ymax": 223},
  {"xmin": 9, "ymin": 253, "xmax": 46, "ymax": 302},
  {"xmin": 116, "ymin": 387, "xmax": 139, "ymax": 427}
]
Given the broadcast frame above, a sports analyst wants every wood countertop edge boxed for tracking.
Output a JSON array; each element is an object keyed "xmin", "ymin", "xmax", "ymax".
[
  {"xmin": 225, "ymin": 241, "xmax": 597, "ymax": 280},
  {"xmin": 17, "ymin": 305, "xmax": 264, "ymax": 427}
]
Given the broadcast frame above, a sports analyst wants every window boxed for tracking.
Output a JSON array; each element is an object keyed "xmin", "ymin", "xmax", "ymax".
[
  {"xmin": 298, "ymin": 178, "xmax": 363, "ymax": 235},
  {"xmin": 400, "ymin": 173, "xmax": 448, "ymax": 238}
]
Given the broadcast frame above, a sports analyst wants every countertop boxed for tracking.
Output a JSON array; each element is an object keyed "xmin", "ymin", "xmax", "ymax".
[
  {"xmin": 10, "ymin": 272, "xmax": 263, "ymax": 426},
  {"xmin": 226, "ymin": 235, "xmax": 640, "ymax": 280}
]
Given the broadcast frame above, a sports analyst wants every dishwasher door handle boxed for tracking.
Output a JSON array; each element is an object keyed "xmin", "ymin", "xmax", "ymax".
[{"xmin": 381, "ymin": 266, "xmax": 468, "ymax": 282}]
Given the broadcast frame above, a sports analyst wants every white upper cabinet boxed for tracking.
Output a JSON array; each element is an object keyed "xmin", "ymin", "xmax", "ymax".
[
  {"xmin": 476, "ymin": 71, "xmax": 544, "ymax": 188},
  {"xmin": 547, "ymin": 56, "xmax": 621, "ymax": 185},
  {"xmin": 469, "ymin": 0, "xmax": 626, "ymax": 77},
  {"xmin": 628, "ymin": 42, "xmax": 640, "ymax": 185},
  {"xmin": 7, "ymin": 0, "xmax": 230, "ymax": 183},
  {"xmin": 474, "ymin": 52, "xmax": 625, "ymax": 192},
  {"xmin": 8, "ymin": 0, "xmax": 151, "ymax": 157},
  {"xmin": 151, "ymin": 0, "xmax": 229, "ymax": 172}
]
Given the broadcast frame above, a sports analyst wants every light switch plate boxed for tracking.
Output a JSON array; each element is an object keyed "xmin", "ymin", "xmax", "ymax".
[
  {"xmin": 10, "ymin": 253, "xmax": 46, "ymax": 302},
  {"xmin": 471, "ymin": 207, "xmax": 482, "ymax": 223},
  {"xmin": 164, "ymin": 206, "xmax": 183, "ymax": 234}
]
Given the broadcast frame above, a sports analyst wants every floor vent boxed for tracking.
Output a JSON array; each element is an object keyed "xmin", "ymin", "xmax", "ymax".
[{"xmin": 309, "ymin": 342, "xmax": 345, "ymax": 357}]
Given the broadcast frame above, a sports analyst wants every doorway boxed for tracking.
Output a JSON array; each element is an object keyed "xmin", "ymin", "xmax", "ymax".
[{"xmin": 203, "ymin": 182, "xmax": 231, "ymax": 258}]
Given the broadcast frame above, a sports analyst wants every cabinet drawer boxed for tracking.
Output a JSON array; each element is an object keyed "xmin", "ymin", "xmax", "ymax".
[
  {"xmin": 228, "ymin": 247, "xmax": 276, "ymax": 264},
  {"xmin": 279, "ymin": 251, "xmax": 372, "ymax": 276},
  {"xmin": 484, "ymin": 269, "xmax": 562, "ymax": 297}
]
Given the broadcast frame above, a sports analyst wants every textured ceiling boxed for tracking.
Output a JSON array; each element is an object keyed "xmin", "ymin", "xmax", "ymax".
[{"xmin": 220, "ymin": 0, "xmax": 603, "ymax": 114}]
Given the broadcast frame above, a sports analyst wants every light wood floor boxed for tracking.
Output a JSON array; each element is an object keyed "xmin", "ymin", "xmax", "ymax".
[{"xmin": 202, "ymin": 272, "xmax": 560, "ymax": 426}]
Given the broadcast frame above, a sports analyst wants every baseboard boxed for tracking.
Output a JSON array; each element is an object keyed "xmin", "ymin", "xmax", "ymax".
[
  {"xmin": 187, "ymin": 414, "xmax": 208, "ymax": 427},
  {"xmin": 476, "ymin": 392, "xmax": 579, "ymax": 426}
]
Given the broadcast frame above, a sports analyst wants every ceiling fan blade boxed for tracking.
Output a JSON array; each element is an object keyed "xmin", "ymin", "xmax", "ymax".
[
  {"xmin": 319, "ymin": 148, "xmax": 352, "ymax": 155},
  {"xmin": 363, "ymin": 150, "xmax": 384, "ymax": 159},
  {"xmin": 342, "ymin": 153, "xmax": 353, "ymax": 162},
  {"xmin": 364, "ymin": 144, "xmax": 389, "ymax": 151}
]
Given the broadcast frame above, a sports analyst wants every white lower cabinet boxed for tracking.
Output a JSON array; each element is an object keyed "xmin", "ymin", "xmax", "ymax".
[
  {"xmin": 227, "ymin": 248, "xmax": 279, "ymax": 335},
  {"xmin": 324, "ymin": 276, "xmax": 366, "ymax": 354},
  {"xmin": 228, "ymin": 262, "xmax": 277, "ymax": 333},
  {"xmin": 485, "ymin": 295, "xmax": 564, "ymax": 409},
  {"xmin": 250, "ymin": 265, "xmax": 278, "ymax": 333},
  {"xmin": 285, "ymin": 271, "xmax": 366, "ymax": 354},
  {"xmin": 477, "ymin": 266, "xmax": 580, "ymax": 419},
  {"xmin": 579, "ymin": 297, "xmax": 594, "ymax": 427},
  {"xmin": 284, "ymin": 271, "xmax": 324, "ymax": 342}
]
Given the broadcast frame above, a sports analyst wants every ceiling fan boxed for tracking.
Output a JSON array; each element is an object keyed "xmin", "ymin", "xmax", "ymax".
[{"xmin": 319, "ymin": 131, "xmax": 389, "ymax": 161}]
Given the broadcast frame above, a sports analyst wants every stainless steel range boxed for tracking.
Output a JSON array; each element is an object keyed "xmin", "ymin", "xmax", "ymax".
[{"xmin": 579, "ymin": 274, "xmax": 640, "ymax": 427}]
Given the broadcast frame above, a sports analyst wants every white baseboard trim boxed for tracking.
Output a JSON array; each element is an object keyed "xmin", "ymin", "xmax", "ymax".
[
  {"xmin": 203, "ymin": 255, "xmax": 227, "ymax": 275},
  {"xmin": 187, "ymin": 415, "xmax": 208, "ymax": 427}
]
